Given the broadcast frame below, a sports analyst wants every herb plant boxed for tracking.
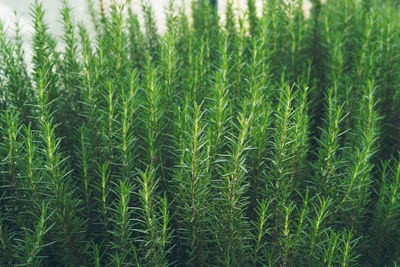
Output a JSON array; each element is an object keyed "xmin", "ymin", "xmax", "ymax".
[{"xmin": 1, "ymin": 0, "xmax": 400, "ymax": 266}]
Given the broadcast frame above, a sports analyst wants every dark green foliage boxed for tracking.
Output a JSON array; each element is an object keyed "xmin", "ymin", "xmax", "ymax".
[{"xmin": 1, "ymin": 0, "xmax": 400, "ymax": 266}]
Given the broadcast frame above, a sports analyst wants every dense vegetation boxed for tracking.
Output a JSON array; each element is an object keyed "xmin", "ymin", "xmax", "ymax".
[{"xmin": 1, "ymin": 0, "xmax": 400, "ymax": 265}]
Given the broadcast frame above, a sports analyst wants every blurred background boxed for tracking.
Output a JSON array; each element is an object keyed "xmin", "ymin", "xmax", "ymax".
[{"xmin": 0, "ymin": 0, "xmax": 312, "ymax": 60}]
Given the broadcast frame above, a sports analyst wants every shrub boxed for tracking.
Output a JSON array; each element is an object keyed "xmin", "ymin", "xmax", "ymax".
[{"xmin": 1, "ymin": 0, "xmax": 400, "ymax": 266}]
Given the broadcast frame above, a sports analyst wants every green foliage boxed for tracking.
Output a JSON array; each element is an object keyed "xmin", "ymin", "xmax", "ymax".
[{"xmin": 1, "ymin": 0, "xmax": 400, "ymax": 266}]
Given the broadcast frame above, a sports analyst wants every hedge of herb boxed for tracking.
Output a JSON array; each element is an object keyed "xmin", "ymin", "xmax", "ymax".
[{"xmin": 1, "ymin": 0, "xmax": 400, "ymax": 266}]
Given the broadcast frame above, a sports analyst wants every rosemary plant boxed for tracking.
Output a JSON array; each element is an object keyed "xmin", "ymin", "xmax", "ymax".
[{"xmin": 0, "ymin": 0, "xmax": 399, "ymax": 266}]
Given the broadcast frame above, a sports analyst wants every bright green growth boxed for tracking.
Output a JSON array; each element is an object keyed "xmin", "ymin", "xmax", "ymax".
[{"xmin": 0, "ymin": 0, "xmax": 400, "ymax": 266}]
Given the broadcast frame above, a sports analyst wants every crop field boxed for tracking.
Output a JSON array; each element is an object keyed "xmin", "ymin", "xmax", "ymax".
[{"xmin": 1, "ymin": 0, "xmax": 400, "ymax": 266}]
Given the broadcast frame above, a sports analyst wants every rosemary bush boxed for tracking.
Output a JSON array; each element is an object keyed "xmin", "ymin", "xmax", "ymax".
[{"xmin": 1, "ymin": 0, "xmax": 400, "ymax": 266}]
